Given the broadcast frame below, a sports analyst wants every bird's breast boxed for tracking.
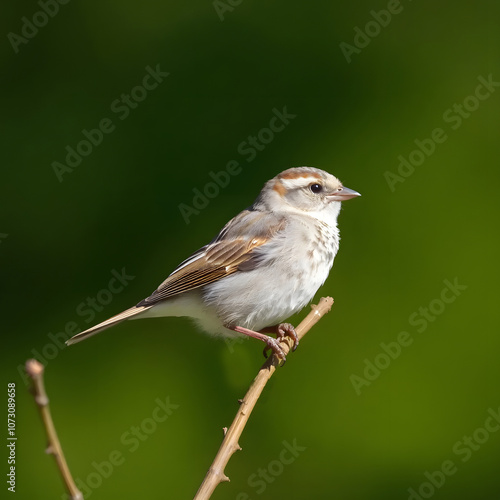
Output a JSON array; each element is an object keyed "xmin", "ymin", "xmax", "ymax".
[{"xmin": 202, "ymin": 219, "xmax": 340, "ymax": 332}]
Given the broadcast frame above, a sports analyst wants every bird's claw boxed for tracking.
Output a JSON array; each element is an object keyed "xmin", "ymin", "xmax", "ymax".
[
  {"xmin": 262, "ymin": 323, "xmax": 299, "ymax": 362},
  {"xmin": 276, "ymin": 323, "xmax": 299, "ymax": 351},
  {"xmin": 262, "ymin": 337, "xmax": 287, "ymax": 362}
]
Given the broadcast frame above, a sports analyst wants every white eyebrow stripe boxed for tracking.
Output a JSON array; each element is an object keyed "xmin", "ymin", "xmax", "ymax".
[{"xmin": 280, "ymin": 176, "xmax": 320, "ymax": 190}]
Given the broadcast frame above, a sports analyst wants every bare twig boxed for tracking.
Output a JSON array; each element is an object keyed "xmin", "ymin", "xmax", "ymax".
[
  {"xmin": 194, "ymin": 296, "xmax": 334, "ymax": 499},
  {"xmin": 26, "ymin": 359, "xmax": 83, "ymax": 500}
]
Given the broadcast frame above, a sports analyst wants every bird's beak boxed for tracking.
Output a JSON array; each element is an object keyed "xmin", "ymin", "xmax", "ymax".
[{"xmin": 327, "ymin": 186, "xmax": 361, "ymax": 202}]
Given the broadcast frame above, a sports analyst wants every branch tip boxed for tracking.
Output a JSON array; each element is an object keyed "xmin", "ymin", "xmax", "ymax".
[{"xmin": 25, "ymin": 358, "xmax": 44, "ymax": 377}]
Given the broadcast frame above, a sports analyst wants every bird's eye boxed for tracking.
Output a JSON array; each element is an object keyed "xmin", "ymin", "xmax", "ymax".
[{"xmin": 310, "ymin": 184, "xmax": 323, "ymax": 194}]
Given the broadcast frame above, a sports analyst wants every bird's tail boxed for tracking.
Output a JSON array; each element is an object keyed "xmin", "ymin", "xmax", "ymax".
[{"xmin": 65, "ymin": 305, "xmax": 152, "ymax": 345}]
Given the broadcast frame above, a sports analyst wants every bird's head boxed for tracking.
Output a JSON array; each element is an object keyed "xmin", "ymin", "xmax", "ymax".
[{"xmin": 256, "ymin": 167, "xmax": 361, "ymax": 221}]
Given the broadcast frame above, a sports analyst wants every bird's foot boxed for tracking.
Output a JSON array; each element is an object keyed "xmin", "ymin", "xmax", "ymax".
[
  {"xmin": 259, "ymin": 323, "xmax": 299, "ymax": 360},
  {"xmin": 274, "ymin": 323, "xmax": 299, "ymax": 352},
  {"xmin": 228, "ymin": 325, "xmax": 288, "ymax": 361}
]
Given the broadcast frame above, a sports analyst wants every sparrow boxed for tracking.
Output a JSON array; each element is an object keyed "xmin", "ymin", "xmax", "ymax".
[{"xmin": 66, "ymin": 167, "xmax": 360, "ymax": 360}]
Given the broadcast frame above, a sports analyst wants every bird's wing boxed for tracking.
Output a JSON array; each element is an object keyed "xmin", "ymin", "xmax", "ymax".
[
  {"xmin": 66, "ymin": 210, "xmax": 286, "ymax": 346},
  {"xmin": 137, "ymin": 210, "xmax": 287, "ymax": 306}
]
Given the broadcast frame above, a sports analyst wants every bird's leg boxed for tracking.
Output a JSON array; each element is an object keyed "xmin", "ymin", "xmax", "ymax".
[
  {"xmin": 227, "ymin": 325, "xmax": 287, "ymax": 361},
  {"xmin": 227, "ymin": 323, "xmax": 299, "ymax": 361}
]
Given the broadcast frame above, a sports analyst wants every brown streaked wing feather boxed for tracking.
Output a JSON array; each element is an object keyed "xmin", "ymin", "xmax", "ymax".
[
  {"xmin": 137, "ymin": 238, "xmax": 266, "ymax": 305},
  {"xmin": 138, "ymin": 211, "xmax": 286, "ymax": 306}
]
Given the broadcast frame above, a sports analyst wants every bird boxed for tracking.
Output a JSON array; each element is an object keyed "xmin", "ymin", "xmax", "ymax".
[{"xmin": 66, "ymin": 167, "xmax": 360, "ymax": 360}]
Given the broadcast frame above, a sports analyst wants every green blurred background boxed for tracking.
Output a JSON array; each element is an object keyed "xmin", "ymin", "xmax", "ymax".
[{"xmin": 2, "ymin": 1, "xmax": 500, "ymax": 499}]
